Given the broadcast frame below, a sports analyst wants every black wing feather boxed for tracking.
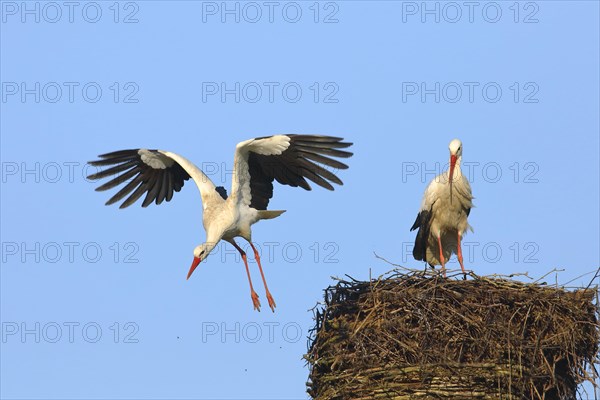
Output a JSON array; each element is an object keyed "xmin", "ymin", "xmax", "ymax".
[
  {"xmin": 247, "ymin": 135, "xmax": 353, "ymax": 210},
  {"xmin": 95, "ymin": 166, "xmax": 141, "ymax": 192},
  {"xmin": 142, "ymin": 174, "xmax": 162, "ymax": 207},
  {"xmin": 215, "ymin": 186, "xmax": 228, "ymax": 200},
  {"xmin": 87, "ymin": 160, "xmax": 138, "ymax": 180},
  {"xmin": 301, "ymin": 151, "xmax": 349, "ymax": 170},
  {"xmin": 105, "ymin": 174, "xmax": 144, "ymax": 206},
  {"xmin": 411, "ymin": 209, "xmax": 432, "ymax": 262},
  {"xmin": 165, "ymin": 172, "xmax": 174, "ymax": 202},
  {"xmin": 121, "ymin": 179, "xmax": 150, "ymax": 209},
  {"xmin": 156, "ymin": 171, "xmax": 169, "ymax": 205},
  {"xmin": 247, "ymin": 152, "xmax": 275, "ymax": 210},
  {"xmin": 87, "ymin": 149, "xmax": 191, "ymax": 209}
]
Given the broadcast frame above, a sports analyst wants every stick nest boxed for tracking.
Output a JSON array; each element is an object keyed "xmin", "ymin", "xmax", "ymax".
[{"xmin": 305, "ymin": 270, "xmax": 599, "ymax": 399}]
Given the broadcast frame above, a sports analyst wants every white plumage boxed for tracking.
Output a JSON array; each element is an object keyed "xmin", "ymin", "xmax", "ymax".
[
  {"xmin": 88, "ymin": 135, "xmax": 353, "ymax": 312},
  {"xmin": 411, "ymin": 139, "xmax": 474, "ymax": 277}
]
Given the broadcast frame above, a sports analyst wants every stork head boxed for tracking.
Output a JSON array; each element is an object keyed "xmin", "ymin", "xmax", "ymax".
[
  {"xmin": 187, "ymin": 242, "xmax": 218, "ymax": 280},
  {"xmin": 449, "ymin": 138, "xmax": 463, "ymax": 158},
  {"xmin": 448, "ymin": 139, "xmax": 463, "ymax": 203}
]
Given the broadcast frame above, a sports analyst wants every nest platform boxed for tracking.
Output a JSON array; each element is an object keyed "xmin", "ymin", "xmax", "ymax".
[{"xmin": 306, "ymin": 270, "xmax": 599, "ymax": 399}]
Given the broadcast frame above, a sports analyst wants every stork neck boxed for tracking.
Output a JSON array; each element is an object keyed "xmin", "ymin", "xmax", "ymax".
[{"xmin": 202, "ymin": 239, "xmax": 220, "ymax": 254}]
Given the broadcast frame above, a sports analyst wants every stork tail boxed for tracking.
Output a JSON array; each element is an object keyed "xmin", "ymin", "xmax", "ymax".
[{"xmin": 258, "ymin": 210, "xmax": 286, "ymax": 220}]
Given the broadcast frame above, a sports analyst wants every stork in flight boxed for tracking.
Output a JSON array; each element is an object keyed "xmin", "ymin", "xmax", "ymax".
[
  {"xmin": 410, "ymin": 139, "xmax": 473, "ymax": 278},
  {"xmin": 88, "ymin": 135, "xmax": 353, "ymax": 312}
]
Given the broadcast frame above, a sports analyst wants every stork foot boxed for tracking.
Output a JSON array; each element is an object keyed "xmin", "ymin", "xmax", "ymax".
[
  {"xmin": 251, "ymin": 291, "xmax": 261, "ymax": 312},
  {"xmin": 266, "ymin": 291, "xmax": 277, "ymax": 313}
]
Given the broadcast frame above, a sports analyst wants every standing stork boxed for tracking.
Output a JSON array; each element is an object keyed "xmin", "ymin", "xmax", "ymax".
[
  {"xmin": 87, "ymin": 135, "xmax": 353, "ymax": 312},
  {"xmin": 410, "ymin": 139, "xmax": 473, "ymax": 277}
]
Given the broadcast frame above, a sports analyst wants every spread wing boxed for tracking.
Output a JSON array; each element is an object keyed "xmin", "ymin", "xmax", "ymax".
[
  {"xmin": 231, "ymin": 135, "xmax": 353, "ymax": 210},
  {"xmin": 87, "ymin": 149, "xmax": 191, "ymax": 209}
]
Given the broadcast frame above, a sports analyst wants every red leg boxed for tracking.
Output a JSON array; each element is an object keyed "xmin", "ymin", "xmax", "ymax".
[
  {"xmin": 437, "ymin": 234, "xmax": 446, "ymax": 277},
  {"xmin": 249, "ymin": 242, "xmax": 276, "ymax": 312},
  {"xmin": 457, "ymin": 231, "xmax": 467, "ymax": 279},
  {"xmin": 230, "ymin": 241, "xmax": 261, "ymax": 312},
  {"xmin": 457, "ymin": 232, "xmax": 466, "ymax": 272}
]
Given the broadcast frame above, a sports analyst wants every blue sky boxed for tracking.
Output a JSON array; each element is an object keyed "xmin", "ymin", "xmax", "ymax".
[{"xmin": 1, "ymin": 1, "xmax": 599, "ymax": 399}]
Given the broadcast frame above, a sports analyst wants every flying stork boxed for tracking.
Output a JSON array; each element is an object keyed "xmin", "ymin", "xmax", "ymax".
[
  {"xmin": 410, "ymin": 139, "xmax": 473, "ymax": 277},
  {"xmin": 87, "ymin": 135, "xmax": 353, "ymax": 312}
]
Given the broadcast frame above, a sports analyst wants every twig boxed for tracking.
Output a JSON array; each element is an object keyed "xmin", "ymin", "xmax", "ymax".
[
  {"xmin": 533, "ymin": 268, "xmax": 565, "ymax": 284},
  {"xmin": 372, "ymin": 252, "xmax": 416, "ymax": 271},
  {"xmin": 561, "ymin": 269, "xmax": 600, "ymax": 287},
  {"xmin": 584, "ymin": 266, "xmax": 600, "ymax": 291}
]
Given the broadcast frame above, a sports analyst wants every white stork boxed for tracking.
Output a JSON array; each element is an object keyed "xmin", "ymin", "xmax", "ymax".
[
  {"xmin": 88, "ymin": 135, "xmax": 353, "ymax": 312},
  {"xmin": 410, "ymin": 139, "xmax": 473, "ymax": 277}
]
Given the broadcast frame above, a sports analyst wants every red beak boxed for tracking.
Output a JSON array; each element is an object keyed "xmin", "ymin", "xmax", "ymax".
[
  {"xmin": 449, "ymin": 154, "xmax": 457, "ymax": 204},
  {"xmin": 187, "ymin": 256, "xmax": 201, "ymax": 280}
]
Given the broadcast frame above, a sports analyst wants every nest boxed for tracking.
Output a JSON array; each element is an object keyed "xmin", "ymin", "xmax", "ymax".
[{"xmin": 306, "ymin": 269, "xmax": 600, "ymax": 399}]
